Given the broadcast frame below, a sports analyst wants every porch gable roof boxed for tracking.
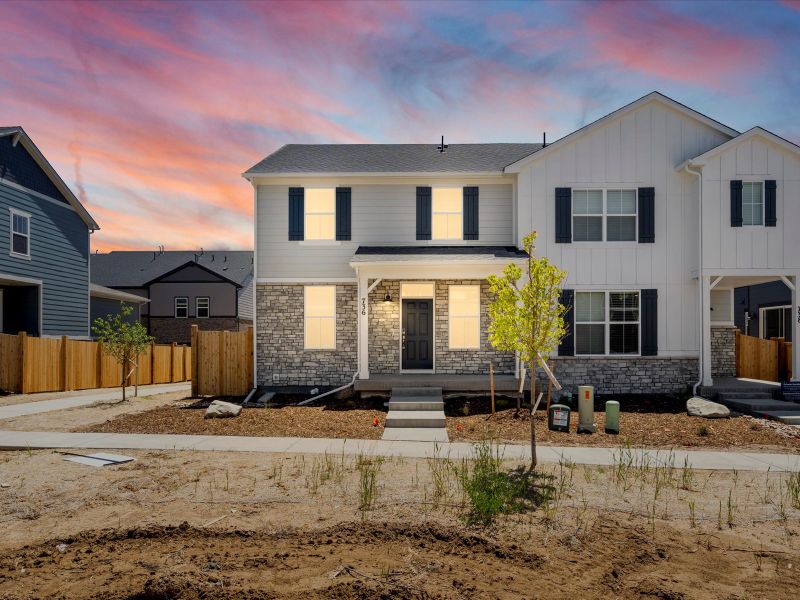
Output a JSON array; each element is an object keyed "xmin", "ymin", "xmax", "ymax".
[{"xmin": 350, "ymin": 245, "xmax": 528, "ymax": 266}]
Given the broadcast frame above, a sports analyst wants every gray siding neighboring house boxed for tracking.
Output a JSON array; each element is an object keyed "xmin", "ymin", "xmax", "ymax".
[
  {"xmin": 0, "ymin": 127, "xmax": 98, "ymax": 337},
  {"xmin": 89, "ymin": 284, "xmax": 149, "ymax": 335},
  {"xmin": 91, "ymin": 250, "xmax": 254, "ymax": 344}
]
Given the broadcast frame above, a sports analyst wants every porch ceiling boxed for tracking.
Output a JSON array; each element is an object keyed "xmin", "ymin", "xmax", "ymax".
[{"xmin": 712, "ymin": 275, "xmax": 791, "ymax": 289}]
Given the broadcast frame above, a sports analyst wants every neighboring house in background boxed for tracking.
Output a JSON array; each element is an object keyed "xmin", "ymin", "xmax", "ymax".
[
  {"xmin": 245, "ymin": 91, "xmax": 800, "ymax": 393},
  {"xmin": 90, "ymin": 250, "xmax": 253, "ymax": 344},
  {"xmin": 0, "ymin": 126, "xmax": 98, "ymax": 337},
  {"xmin": 734, "ymin": 281, "xmax": 792, "ymax": 341},
  {"xmin": 89, "ymin": 283, "xmax": 150, "ymax": 335}
]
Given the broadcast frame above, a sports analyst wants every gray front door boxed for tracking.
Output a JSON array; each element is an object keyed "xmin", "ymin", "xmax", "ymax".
[{"xmin": 402, "ymin": 299, "xmax": 433, "ymax": 370}]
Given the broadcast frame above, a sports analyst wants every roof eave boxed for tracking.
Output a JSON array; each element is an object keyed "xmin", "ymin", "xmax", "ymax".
[{"xmin": 243, "ymin": 170, "xmax": 509, "ymax": 180}]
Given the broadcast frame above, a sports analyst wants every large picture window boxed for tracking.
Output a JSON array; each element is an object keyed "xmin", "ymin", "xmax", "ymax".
[
  {"xmin": 742, "ymin": 182, "xmax": 764, "ymax": 226},
  {"xmin": 10, "ymin": 209, "xmax": 30, "ymax": 258},
  {"xmin": 572, "ymin": 189, "xmax": 637, "ymax": 242},
  {"xmin": 304, "ymin": 286, "xmax": 336, "ymax": 349},
  {"xmin": 304, "ymin": 188, "xmax": 335, "ymax": 240},
  {"xmin": 432, "ymin": 188, "xmax": 462, "ymax": 240},
  {"xmin": 575, "ymin": 291, "xmax": 639, "ymax": 355},
  {"xmin": 449, "ymin": 285, "xmax": 480, "ymax": 349}
]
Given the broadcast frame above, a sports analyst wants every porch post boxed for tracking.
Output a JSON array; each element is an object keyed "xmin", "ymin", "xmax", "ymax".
[
  {"xmin": 792, "ymin": 274, "xmax": 799, "ymax": 381},
  {"xmin": 701, "ymin": 275, "xmax": 713, "ymax": 387},
  {"xmin": 358, "ymin": 271, "xmax": 369, "ymax": 379}
]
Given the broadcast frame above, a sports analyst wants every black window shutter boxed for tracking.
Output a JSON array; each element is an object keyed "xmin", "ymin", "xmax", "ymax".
[
  {"xmin": 288, "ymin": 187, "xmax": 304, "ymax": 240},
  {"xmin": 638, "ymin": 187, "xmax": 655, "ymax": 243},
  {"xmin": 555, "ymin": 187, "xmax": 571, "ymax": 243},
  {"xmin": 416, "ymin": 186, "xmax": 432, "ymax": 240},
  {"xmin": 765, "ymin": 180, "xmax": 777, "ymax": 227},
  {"xmin": 463, "ymin": 186, "xmax": 479, "ymax": 240},
  {"xmin": 335, "ymin": 187, "xmax": 351, "ymax": 240},
  {"xmin": 730, "ymin": 180, "xmax": 743, "ymax": 227},
  {"xmin": 641, "ymin": 289, "xmax": 658, "ymax": 356},
  {"xmin": 558, "ymin": 289, "xmax": 574, "ymax": 356}
]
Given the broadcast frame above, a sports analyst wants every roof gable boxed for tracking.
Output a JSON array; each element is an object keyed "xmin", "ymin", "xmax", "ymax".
[
  {"xmin": 144, "ymin": 261, "xmax": 242, "ymax": 287},
  {"xmin": 504, "ymin": 92, "xmax": 739, "ymax": 173},
  {"xmin": 682, "ymin": 127, "xmax": 800, "ymax": 167}
]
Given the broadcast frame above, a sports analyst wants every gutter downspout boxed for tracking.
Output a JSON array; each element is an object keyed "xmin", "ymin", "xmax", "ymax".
[
  {"xmin": 684, "ymin": 163, "xmax": 704, "ymax": 396},
  {"xmin": 296, "ymin": 371, "xmax": 359, "ymax": 406}
]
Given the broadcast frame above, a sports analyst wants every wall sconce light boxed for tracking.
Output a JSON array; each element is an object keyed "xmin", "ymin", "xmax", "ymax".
[{"xmin": 383, "ymin": 293, "xmax": 392, "ymax": 303}]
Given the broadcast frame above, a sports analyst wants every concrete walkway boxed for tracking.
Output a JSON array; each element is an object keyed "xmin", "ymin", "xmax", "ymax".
[
  {"xmin": 0, "ymin": 382, "xmax": 190, "ymax": 420},
  {"xmin": 0, "ymin": 429, "xmax": 797, "ymax": 472}
]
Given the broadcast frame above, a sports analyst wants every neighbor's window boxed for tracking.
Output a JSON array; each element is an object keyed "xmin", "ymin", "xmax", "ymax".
[
  {"xmin": 449, "ymin": 285, "xmax": 480, "ymax": 349},
  {"xmin": 572, "ymin": 189, "xmax": 636, "ymax": 242},
  {"xmin": 304, "ymin": 188, "xmax": 335, "ymax": 240},
  {"xmin": 196, "ymin": 297, "xmax": 210, "ymax": 319},
  {"xmin": 305, "ymin": 286, "xmax": 336, "ymax": 349},
  {"xmin": 10, "ymin": 209, "xmax": 30, "ymax": 258},
  {"xmin": 432, "ymin": 188, "xmax": 462, "ymax": 240},
  {"xmin": 742, "ymin": 182, "xmax": 764, "ymax": 226},
  {"xmin": 575, "ymin": 291, "xmax": 639, "ymax": 355},
  {"xmin": 174, "ymin": 297, "xmax": 189, "ymax": 319}
]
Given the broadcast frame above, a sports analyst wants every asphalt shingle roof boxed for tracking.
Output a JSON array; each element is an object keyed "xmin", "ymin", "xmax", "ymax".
[
  {"xmin": 244, "ymin": 143, "xmax": 542, "ymax": 175},
  {"xmin": 91, "ymin": 251, "xmax": 253, "ymax": 288}
]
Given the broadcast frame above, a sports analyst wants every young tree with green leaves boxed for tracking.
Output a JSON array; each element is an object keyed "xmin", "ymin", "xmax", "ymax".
[
  {"xmin": 92, "ymin": 302, "xmax": 154, "ymax": 402},
  {"xmin": 487, "ymin": 231, "xmax": 568, "ymax": 470}
]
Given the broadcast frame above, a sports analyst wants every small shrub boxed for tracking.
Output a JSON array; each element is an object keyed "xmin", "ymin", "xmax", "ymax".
[
  {"xmin": 697, "ymin": 425, "xmax": 710, "ymax": 437},
  {"xmin": 786, "ymin": 471, "xmax": 800, "ymax": 509},
  {"xmin": 357, "ymin": 456, "xmax": 383, "ymax": 515}
]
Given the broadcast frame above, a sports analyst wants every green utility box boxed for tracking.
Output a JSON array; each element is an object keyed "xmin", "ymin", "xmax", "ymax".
[
  {"xmin": 605, "ymin": 400, "xmax": 620, "ymax": 434},
  {"xmin": 548, "ymin": 403, "xmax": 571, "ymax": 432}
]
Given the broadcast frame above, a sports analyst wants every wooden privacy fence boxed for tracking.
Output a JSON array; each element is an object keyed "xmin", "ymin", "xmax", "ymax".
[
  {"xmin": 735, "ymin": 330, "xmax": 793, "ymax": 382},
  {"xmin": 192, "ymin": 325, "xmax": 253, "ymax": 397},
  {"xmin": 0, "ymin": 331, "xmax": 191, "ymax": 394}
]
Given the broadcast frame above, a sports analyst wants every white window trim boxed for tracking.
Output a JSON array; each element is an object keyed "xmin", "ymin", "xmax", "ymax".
[
  {"xmin": 196, "ymin": 297, "xmax": 210, "ymax": 319},
  {"xmin": 448, "ymin": 284, "xmax": 481, "ymax": 350},
  {"xmin": 174, "ymin": 297, "xmax": 189, "ymax": 319},
  {"xmin": 303, "ymin": 187, "xmax": 336, "ymax": 241},
  {"xmin": 9, "ymin": 208, "xmax": 31, "ymax": 260},
  {"xmin": 741, "ymin": 180, "xmax": 765, "ymax": 227},
  {"xmin": 571, "ymin": 189, "xmax": 638, "ymax": 243},
  {"xmin": 304, "ymin": 285, "xmax": 337, "ymax": 350},
  {"xmin": 574, "ymin": 290, "xmax": 641, "ymax": 356},
  {"xmin": 759, "ymin": 305, "xmax": 791, "ymax": 340},
  {"xmin": 431, "ymin": 187, "xmax": 463, "ymax": 241}
]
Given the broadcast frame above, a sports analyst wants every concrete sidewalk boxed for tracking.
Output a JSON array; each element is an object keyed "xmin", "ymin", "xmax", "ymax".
[
  {"xmin": 0, "ymin": 382, "xmax": 190, "ymax": 420},
  {"xmin": 0, "ymin": 429, "xmax": 797, "ymax": 472}
]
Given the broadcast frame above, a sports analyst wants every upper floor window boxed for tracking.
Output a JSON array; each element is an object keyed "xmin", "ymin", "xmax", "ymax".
[
  {"xmin": 304, "ymin": 285, "xmax": 336, "ymax": 349},
  {"xmin": 572, "ymin": 189, "xmax": 636, "ymax": 242},
  {"xmin": 432, "ymin": 188, "xmax": 462, "ymax": 240},
  {"xmin": 742, "ymin": 182, "xmax": 763, "ymax": 226},
  {"xmin": 10, "ymin": 209, "xmax": 30, "ymax": 258},
  {"xmin": 196, "ymin": 297, "xmax": 210, "ymax": 319},
  {"xmin": 575, "ymin": 291, "xmax": 639, "ymax": 355},
  {"xmin": 174, "ymin": 297, "xmax": 188, "ymax": 319},
  {"xmin": 305, "ymin": 188, "xmax": 335, "ymax": 240}
]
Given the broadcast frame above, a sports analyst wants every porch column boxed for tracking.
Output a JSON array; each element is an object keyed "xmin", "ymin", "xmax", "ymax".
[
  {"xmin": 358, "ymin": 272, "xmax": 369, "ymax": 379},
  {"xmin": 701, "ymin": 275, "xmax": 713, "ymax": 387},
  {"xmin": 793, "ymin": 274, "xmax": 800, "ymax": 382}
]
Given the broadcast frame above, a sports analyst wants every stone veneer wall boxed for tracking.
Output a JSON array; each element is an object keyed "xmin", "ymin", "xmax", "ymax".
[
  {"xmin": 711, "ymin": 325, "xmax": 737, "ymax": 378},
  {"xmin": 256, "ymin": 284, "xmax": 357, "ymax": 387},
  {"xmin": 368, "ymin": 279, "xmax": 515, "ymax": 375},
  {"xmin": 533, "ymin": 357, "xmax": 698, "ymax": 395}
]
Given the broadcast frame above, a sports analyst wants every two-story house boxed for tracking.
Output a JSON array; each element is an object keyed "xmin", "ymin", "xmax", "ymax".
[
  {"xmin": 0, "ymin": 126, "xmax": 99, "ymax": 337},
  {"xmin": 91, "ymin": 250, "xmax": 254, "ymax": 344},
  {"xmin": 245, "ymin": 92, "xmax": 800, "ymax": 394}
]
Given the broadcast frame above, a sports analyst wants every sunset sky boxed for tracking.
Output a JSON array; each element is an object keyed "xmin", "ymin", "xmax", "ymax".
[{"xmin": 1, "ymin": 0, "xmax": 798, "ymax": 252}]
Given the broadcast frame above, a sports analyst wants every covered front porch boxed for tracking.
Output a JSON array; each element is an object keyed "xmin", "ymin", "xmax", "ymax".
[
  {"xmin": 354, "ymin": 372, "xmax": 525, "ymax": 393},
  {"xmin": 701, "ymin": 271, "xmax": 799, "ymax": 387}
]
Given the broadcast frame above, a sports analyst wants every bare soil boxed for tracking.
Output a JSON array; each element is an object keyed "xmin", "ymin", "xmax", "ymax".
[{"xmin": 0, "ymin": 449, "xmax": 799, "ymax": 599}]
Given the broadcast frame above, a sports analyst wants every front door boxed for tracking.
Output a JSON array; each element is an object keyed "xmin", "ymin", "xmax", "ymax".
[{"xmin": 402, "ymin": 299, "xmax": 433, "ymax": 370}]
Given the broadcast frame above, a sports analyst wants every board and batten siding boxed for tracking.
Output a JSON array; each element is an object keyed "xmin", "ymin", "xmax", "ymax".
[
  {"xmin": 516, "ymin": 101, "xmax": 733, "ymax": 356},
  {"xmin": 0, "ymin": 181, "xmax": 90, "ymax": 336},
  {"xmin": 700, "ymin": 137, "xmax": 800, "ymax": 272},
  {"xmin": 256, "ymin": 181, "xmax": 514, "ymax": 279}
]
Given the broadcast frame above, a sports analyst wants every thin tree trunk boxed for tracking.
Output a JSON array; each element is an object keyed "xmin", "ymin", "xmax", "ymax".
[
  {"xmin": 529, "ymin": 360, "xmax": 537, "ymax": 471},
  {"xmin": 121, "ymin": 357, "xmax": 127, "ymax": 402}
]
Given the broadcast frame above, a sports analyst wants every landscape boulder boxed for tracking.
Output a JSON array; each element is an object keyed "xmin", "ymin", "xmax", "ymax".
[
  {"xmin": 204, "ymin": 400, "xmax": 242, "ymax": 419},
  {"xmin": 686, "ymin": 397, "xmax": 730, "ymax": 419}
]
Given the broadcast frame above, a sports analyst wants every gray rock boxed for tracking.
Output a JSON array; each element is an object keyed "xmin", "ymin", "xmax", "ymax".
[
  {"xmin": 686, "ymin": 397, "xmax": 730, "ymax": 419},
  {"xmin": 204, "ymin": 400, "xmax": 242, "ymax": 419}
]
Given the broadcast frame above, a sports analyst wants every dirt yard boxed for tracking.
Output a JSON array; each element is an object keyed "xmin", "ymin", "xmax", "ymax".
[{"xmin": 0, "ymin": 447, "xmax": 799, "ymax": 599}]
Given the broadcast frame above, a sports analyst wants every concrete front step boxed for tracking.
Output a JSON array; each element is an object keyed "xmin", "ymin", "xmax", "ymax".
[
  {"xmin": 384, "ymin": 410, "xmax": 446, "ymax": 428},
  {"xmin": 761, "ymin": 411, "xmax": 800, "ymax": 425},
  {"xmin": 381, "ymin": 427, "xmax": 450, "ymax": 442},
  {"xmin": 717, "ymin": 392, "xmax": 774, "ymax": 400},
  {"xmin": 387, "ymin": 398, "xmax": 444, "ymax": 411},
  {"xmin": 717, "ymin": 397, "xmax": 800, "ymax": 414},
  {"xmin": 391, "ymin": 387, "xmax": 443, "ymax": 398}
]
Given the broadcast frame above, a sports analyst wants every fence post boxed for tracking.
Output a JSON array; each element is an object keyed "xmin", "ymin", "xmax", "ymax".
[
  {"xmin": 61, "ymin": 335, "xmax": 69, "ymax": 392},
  {"xmin": 247, "ymin": 326, "xmax": 254, "ymax": 387},
  {"xmin": 220, "ymin": 331, "xmax": 227, "ymax": 397},
  {"xmin": 171, "ymin": 342, "xmax": 177, "ymax": 383},
  {"xmin": 191, "ymin": 325, "xmax": 198, "ymax": 397},
  {"xmin": 19, "ymin": 331, "xmax": 27, "ymax": 394},
  {"xmin": 97, "ymin": 340, "xmax": 104, "ymax": 388},
  {"xmin": 150, "ymin": 342, "xmax": 156, "ymax": 384}
]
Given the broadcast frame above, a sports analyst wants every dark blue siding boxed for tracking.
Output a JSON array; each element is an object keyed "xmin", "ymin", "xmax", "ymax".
[
  {"xmin": 0, "ymin": 182, "xmax": 89, "ymax": 336},
  {"xmin": 0, "ymin": 136, "xmax": 68, "ymax": 205},
  {"xmin": 90, "ymin": 298, "xmax": 140, "ymax": 336},
  {"xmin": 734, "ymin": 281, "xmax": 791, "ymax": 338}
]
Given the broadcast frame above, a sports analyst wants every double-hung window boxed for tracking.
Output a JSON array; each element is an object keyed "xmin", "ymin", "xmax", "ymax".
[
  {"xmin": 196, "ymin": 297, "xmax": 210, "ymax": 319},
  {"xmin": 432, "ymin": 188, "xmax": 462, "ymax": 240},
  {"xmin": 575, "ymin": 291, "xmax": 639, "ymax": 355},
  {"xmin": 174, "ymin": 297, "xmax": 189, "ymax": 318},
  {"xmin": 742, "ymin": 182, "xmax": 764, "ymax": 226},
  {"xmin": 10, "ymin": 209, "xmax": 30, "ymax": 258},
  {"xmin": 449, "ymin": 285, "xmax": 480, "ymax": 349},
  {"xmin": 304, "ymin": 286, "xmax": 336, "ymax": 349},
  {"xmin": 572, "ymin": 189, "xmax": 636, "ymax": 242},
  {"xmin": 304, "ymin": 188, "xmax": 335, "ymax": 240}
]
